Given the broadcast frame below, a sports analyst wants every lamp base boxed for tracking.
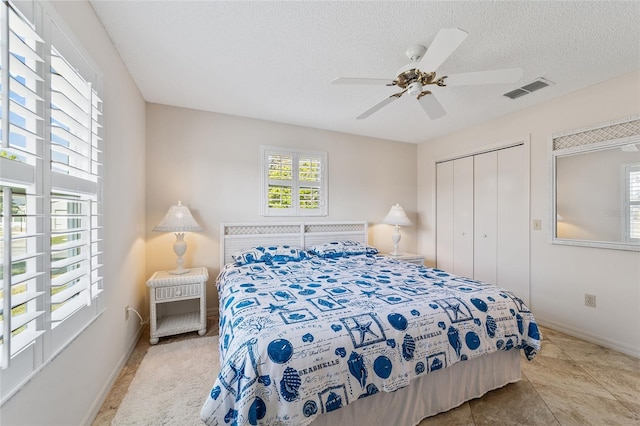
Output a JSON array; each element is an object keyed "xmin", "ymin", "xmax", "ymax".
[
  {"xmin": 390, "ymin": 225, "xmax": 402, "ymax": 257},
  {"xmin": 170, "ymin": 233, "xmax": 189, "ymax": 275}
]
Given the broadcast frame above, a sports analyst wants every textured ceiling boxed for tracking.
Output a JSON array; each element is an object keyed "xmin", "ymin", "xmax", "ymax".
[{"xmin": 89, "ymin": 1, "xmax": 640, "ymax": 144}]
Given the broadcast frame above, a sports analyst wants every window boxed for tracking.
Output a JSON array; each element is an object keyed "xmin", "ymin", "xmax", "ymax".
[
  {"xmin": 261, "ymin": 146, "xmax": 327, "ymax": 216},
  {"xmin": 625, "ymin": 163, "xmax": 640, "ymax": 242},
  {"xmin": 0, "ymin": 0, "xmax": 103, "ymax": 398}
]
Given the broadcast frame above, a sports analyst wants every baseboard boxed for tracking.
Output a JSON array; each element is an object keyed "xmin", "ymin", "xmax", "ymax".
[
  {"xmin": 538, "ymin": 319, "xmax": 640, "ymax": 359},
  {"xmin": 82, "ymin": 323, "xmax": 145, "ymax": 425}
]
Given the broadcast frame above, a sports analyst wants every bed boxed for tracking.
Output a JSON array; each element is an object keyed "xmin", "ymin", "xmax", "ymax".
[{"xmin": 200, "ymin": 222, "xmax": 541, "ymax": 426}]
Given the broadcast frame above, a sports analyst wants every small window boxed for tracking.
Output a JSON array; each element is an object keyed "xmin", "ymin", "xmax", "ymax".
[
  {"xmin": 625, "ymin": 163, "xmax": 640, "ymax": 242},
  {"xmin": 261, "ymin": 146, "xmax": 327, "ymax": 216}
]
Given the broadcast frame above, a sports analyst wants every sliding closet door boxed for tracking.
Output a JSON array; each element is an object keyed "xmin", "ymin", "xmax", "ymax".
[
  {"xmin": 436, "ymin": 161, "xmax": 455, "ymax": 272},
  {"xmin": 453, "ymin": 156, "xmax": 474, "ymax": 278},
  {"xmin": 473, "ymin": 151, "xmax": 498, "ymax": 284},
  {"xmin": 497, "ymin": 145, "xmax": 530, "ymax": 304}
]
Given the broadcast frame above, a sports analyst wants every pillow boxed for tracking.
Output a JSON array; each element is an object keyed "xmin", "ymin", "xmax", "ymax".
[
  {"xmin": 232, "ymin": 245, "xmax": 308, "ymax": 265},
  {"xmin": 308, "ymin": 241, "xmax": 378, "ymax": 259}
]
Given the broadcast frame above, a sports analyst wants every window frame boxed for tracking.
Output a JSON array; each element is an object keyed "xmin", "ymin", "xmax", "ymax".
[{"xmin": 260, "ymin": 146, "xmax": 328, "ymax": 217}]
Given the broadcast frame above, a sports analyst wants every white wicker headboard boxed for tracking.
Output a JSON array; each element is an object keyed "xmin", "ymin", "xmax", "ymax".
[{"xmin": 220, "ymin": 221, "xmax": 368, "ymax": 265}]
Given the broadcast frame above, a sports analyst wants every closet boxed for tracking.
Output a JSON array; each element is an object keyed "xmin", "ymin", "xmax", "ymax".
[{"xmin": 436, "ymin": 143, "xmax": 529, "ymax": 304}]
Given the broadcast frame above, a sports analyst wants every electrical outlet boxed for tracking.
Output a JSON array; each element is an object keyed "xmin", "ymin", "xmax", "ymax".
[
  {"xmin": 585, "ymin": 294, "xmax": 596, "ymax": 308},
  {"xmin": 532, "ymin": 219, "xmax": 542, "ymax": 231},
  {"xmin": 125, "ymin": 305, "xmax": 130, "ymax": 320}
]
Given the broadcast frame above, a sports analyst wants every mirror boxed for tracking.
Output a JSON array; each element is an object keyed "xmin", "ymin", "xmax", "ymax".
[{"xmin": 552, "ymin": 119, "xmax": 640, "ymax": 251}]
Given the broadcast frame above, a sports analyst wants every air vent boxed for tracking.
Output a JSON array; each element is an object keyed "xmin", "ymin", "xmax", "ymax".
[
  {"xmin": 503, "ymin": 88, "xmax": 529, "ymax": 99},
  {"xmin": 504, "ymin": 77, "xmax": 554, "ymax": 99}
]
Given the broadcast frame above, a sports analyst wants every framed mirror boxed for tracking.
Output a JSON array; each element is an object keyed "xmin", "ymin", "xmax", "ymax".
[{"xmin": 551, "ymin": 116, "xmax": 640, "ymax": 251}]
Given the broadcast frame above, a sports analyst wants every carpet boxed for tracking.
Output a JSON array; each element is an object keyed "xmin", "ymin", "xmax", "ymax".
[{"xmin": 112, "ymin": 336, "xmax": 219, "ymax": 426}]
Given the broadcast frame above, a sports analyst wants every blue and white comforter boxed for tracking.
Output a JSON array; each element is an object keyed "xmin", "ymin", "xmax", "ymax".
[{"xmin": 201, "ymin": 254, "xmax": 541, "ymax": 426}]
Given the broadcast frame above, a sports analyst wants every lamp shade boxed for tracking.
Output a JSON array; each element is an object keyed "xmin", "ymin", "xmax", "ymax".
[
  {"xmin": 152, "ymin": 201, "xmax": 203, "ymax": 232},
  {"xmin": 382, "ymin": 203, "xmax": 412, "ymax": 226}
]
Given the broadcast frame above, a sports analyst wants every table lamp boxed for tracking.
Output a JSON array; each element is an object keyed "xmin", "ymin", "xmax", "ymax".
[
  {"xmin": 382, "ymin": 203, "xmax": 412, "ymax": 256},
  {"xmin": 153, "ymin": 201, "xmax": 203, "ymax": 274}
]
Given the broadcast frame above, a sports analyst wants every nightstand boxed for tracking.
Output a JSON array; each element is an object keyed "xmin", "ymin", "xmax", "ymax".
[
  {"xmin": 381, "ymin": 252, "xmax": 425, "ymax": 266},
  {"xmin": 146, "ymin": 267, "xmax": 209, "ymax": 344}
]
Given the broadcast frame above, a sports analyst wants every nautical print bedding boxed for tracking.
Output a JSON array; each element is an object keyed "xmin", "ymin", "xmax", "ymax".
[{"xmin": 200, "ymin": 252, "xmax": 541, "ymax": 426}]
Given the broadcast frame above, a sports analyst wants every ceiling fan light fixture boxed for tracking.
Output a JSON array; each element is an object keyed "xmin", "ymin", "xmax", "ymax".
[{"xmin": 408, "ymin": 81, "xmax": 423, "ymax": 96}]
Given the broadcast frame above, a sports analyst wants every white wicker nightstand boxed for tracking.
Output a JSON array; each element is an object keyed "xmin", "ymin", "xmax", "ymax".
[
  {"xmin": 146, "ymin": 267, "xmax": 209, "ymax": 344},
  {"xmin": 381, "ymin": 252, "xmax": 425, "ymax": 266}
]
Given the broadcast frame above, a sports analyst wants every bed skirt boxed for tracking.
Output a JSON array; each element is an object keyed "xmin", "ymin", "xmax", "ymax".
[{"xmin": 311, "ymin": 349, "xmax": 521, "ymax": 426}]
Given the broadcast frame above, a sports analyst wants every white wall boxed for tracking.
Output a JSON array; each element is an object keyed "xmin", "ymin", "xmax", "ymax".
[
  {"xmin": 0, "ymin": 1, "xmax": 147, "ymax": 425},
  {"xmin": 145, "ymin": 103, "xmax": 417, "ymax": 314},
  {"xmin": 417, "ymin": 70, "xmax": 640, "ymax": 357}
]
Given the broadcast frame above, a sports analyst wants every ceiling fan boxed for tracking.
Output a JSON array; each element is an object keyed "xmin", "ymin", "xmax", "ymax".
[{"xmin": 332, "ymin": 28, "xmax": 523, "ymax": 120}]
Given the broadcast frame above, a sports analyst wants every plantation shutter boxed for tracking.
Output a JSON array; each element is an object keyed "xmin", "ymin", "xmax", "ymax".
[
  {"xmin": 0, "ymin": 0, "xmax": 104, "ymax": 397},
  {"xmin": 297, "ymin": 154, "xmax": 323, "ymax": 214},
  {"xmin": 0, "ymin": 0, "xmax": 46, "ymax": 368},
  {"xmin": 262, "ymin": 147, "xmax": 327, "ymax": 216},
  {"xmin": 627, "ymin": 164, "xmax": 640, "ymax": 242},
  {"xmin": 48, "ymin": 30, "xmax": 104, "ymax": 333},
  {"xmin": 266, "ymin": 152, "xmax": 294, "ymax": 213}
]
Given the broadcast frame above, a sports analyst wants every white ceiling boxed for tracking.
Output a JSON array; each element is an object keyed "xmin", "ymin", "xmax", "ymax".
[{"xmin": 89, "ymin": 1, "xmax": 640, "ymax": 144}]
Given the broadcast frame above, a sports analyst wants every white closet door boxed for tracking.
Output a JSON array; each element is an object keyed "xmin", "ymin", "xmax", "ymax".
[
  {"xmin": 436, "ymin": 161, "xmax": 454, "ymax": 272},
  {"xmin": 453, "ymin": 156, "xmax": 474, "ymax": 278},
  {"xmin": 473, "ymin": 151, "xmax": 498, "ymax": 284},
  {"xmin": 497, "ymin": 144, "xmax": 530, "ymax": 304}
]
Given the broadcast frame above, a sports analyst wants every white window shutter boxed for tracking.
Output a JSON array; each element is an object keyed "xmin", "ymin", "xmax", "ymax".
[
  {"xmin": 261, "ymin": 146, "xmax": 327, "ymax": 217},
  {"xmin": 1, "ymin": 0, "xmax": 104, "ymax": 398},
  {"xmin": 627, "ymin": 164, "xmax": 640, "ymax": 241}
]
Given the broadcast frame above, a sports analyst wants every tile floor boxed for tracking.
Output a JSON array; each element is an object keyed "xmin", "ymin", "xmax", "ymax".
[{"xmin": 93, "ymin": 319, "xmax": 640, "ymax": 425}]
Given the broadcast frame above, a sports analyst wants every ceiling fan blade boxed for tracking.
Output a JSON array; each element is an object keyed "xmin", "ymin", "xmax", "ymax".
[
  {"xmin": 356, "ymin": 93, "xmax": 402, "ymax": 120},
  {"xmin": 418, "ymin": 27, "xmax": 468, "ymax": 72},
  {"xmin": 332, "ymin": 77, "xmax": 394, "ymax": 85},
  {"xmin": 445, "ymin": 68, "xmax": 524, "ymax": 86},
  {"xmin": 418, "ymin": 92, "xmax": 446, "ymax": 120}
]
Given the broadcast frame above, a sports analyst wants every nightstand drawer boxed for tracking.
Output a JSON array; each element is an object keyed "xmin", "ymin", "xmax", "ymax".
[{"xmin": 155, "ymin": 283, "xmax": 202, "ymax": 301}]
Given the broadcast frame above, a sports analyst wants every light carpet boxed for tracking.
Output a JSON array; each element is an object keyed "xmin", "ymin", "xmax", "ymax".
[{"xmin": 112, "ymin": 336, "xmax": 220, "ymax": 426}]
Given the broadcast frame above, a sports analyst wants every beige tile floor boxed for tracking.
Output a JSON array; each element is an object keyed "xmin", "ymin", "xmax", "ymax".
[{"xmin": 93, "ymin": 319, "xmax": 640, "ymax": 425}]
